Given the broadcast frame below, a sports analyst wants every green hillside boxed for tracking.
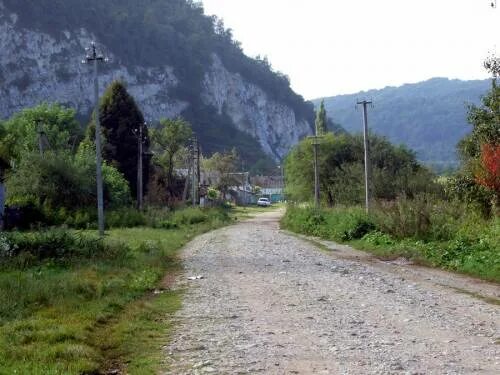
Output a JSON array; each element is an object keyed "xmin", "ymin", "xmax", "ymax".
[{"xmin": 315, "ymin": 78, "xmax": 491, "ymax": 170}]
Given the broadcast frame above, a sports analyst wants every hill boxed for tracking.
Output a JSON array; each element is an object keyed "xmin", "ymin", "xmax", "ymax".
[
  {"xmin": 0, "ymin": 0, "xmax": 316, "ymax": 166},
  {"xmin": 314, "ymin": 78, "xmax": 491, "ymax": 169}
]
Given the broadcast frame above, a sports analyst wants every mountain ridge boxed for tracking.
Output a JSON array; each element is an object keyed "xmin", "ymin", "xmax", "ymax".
[{"xmin": 313, "ymin": 77, "xmax": 491, "ymax": 168}]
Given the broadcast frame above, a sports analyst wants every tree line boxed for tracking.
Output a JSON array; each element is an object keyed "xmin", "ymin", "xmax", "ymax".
[
  {"xmin": 0, "ymin": 81, "xmax": 241, "ymax": 229},
  {"xmin": 286, "ymin": 60, "xmax": 499, "ymax": 216}
]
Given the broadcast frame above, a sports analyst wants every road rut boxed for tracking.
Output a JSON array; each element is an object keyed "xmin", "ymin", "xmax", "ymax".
[{"xmin": 164, "ymin": 211, "xmax": 499, "ymax": 374}]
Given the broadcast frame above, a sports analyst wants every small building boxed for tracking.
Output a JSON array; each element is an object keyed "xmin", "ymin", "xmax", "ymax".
[
  {"xmin": 260, "ymin": 188, "xmax": 283, "ymax": 203},
  {"xmin": 251, "ymin": 175, "xmax": 284, "ymax": 203}
]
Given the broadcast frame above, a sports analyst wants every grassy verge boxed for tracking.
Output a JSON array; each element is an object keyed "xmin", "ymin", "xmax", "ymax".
[
  {"xmin": 0, "ymin": 207, "xmax": 231, "ymax": 374},
  {"xmin": 282, "ymin": 205, "xmax": 499, "ymax": 282}
]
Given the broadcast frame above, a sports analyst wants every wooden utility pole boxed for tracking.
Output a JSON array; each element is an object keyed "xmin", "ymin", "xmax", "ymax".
[
  {"xmin": 84, "ymin": 42, "xmax": 107, "ymax": 236},
  {"xmin": 191, "ymin": 137, "xmax": 199, "ymax": 206},
  {"xmin": 197, "ymin": 140, "xmax": 201, "ymax": 202},
  {"xmin": 309, "ymin": 135, "xmax": 322, "ymax": 209},
  {"xmin": 133, "ymin": 122, "xmax": 146, "ymax": 210},
  {"xmin": 357, "ymin": 100, "xmax": 373, "ymax": 214}
]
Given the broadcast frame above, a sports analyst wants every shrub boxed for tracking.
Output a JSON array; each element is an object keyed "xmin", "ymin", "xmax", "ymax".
[
  {"xmin": 0, "ymin": 230, "xmax": 125, "ymax": 265},
  {"xmin": 362, "ymin": 231, "xmax": 395, "ymax": 246},
  {"xmin": 3, "ymin": 203, "xmax": 46, "ymax": 230},
  {"xmin": 171, "ymin": 208, "xmax": 208, "ymax": 225},
  {"xmin": 341, "ymin": 219, "xmax": 376, "ymax": 241},
  {"xmin": 5, "ymin": 150, "xmax": 131, "ymax": 226},
  {"xmin": 106, "ymin": 207, "xmax": 146, "ymax": 228}
]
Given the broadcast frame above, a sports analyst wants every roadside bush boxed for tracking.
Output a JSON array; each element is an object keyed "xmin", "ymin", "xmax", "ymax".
[
  {"xmin": 3, "ymin": 203, "xmax": 46, "ymax": 230},
  {"xmin": 372, "ymin": 195, "xmax": 488, "ymax": 241},
  {"xmin": 156, "ymin": 220, "xmax": 179, "ymax": 230},
  {"xmin": 341, "ymin": 219, "xmax": 376, "ymax": 241},
  {"xmin": 171, "ymin": 207, "xmax": 209, "ymax": 225},
  {"xmin": 282, "ymin": 204, "xmax": 499, "ymax": 281},
  {"xmin": 106, "ymin": 207, "xmax": 146, "ymax": 228},
  {"xmin": 5, "ymin": 150, "xmax": 131, "ymax": 227},
  {"xmin": 283, "ymin": 205, "xmax": 375, "ymax": 240},
  {"xmin": 0, "ymin": 230, "xmax": 125, "ymax": 265}
]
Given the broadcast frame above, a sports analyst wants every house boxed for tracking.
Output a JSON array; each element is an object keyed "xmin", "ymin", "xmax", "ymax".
[{"xmin": 251, "ymin": 175, "xmax": 284, "ymax": 203}]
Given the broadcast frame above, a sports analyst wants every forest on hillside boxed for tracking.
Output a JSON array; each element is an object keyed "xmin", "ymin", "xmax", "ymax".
[{"xmin": 315, "ymin": 78, "xmax": 491, "ymax": 170}]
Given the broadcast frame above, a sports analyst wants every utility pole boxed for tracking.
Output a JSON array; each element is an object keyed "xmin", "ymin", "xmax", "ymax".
[
  {"xmin": 197, "ymin": 140, "xmax": 201, "ymax": 204},
  {"xmin": 191, "ymin": 137, "xmax": 198, "ymax": 207},
  {"xmin": 83, "ymin": 42, "xmax": 107, "ymax": 236},
  {"xmin": 133, "ymin": 122, "xmax": 146, "ymax": 210},
  {"xmin": 308, "ymin": 135, "xmax": 322, "ymax": 209},
  {"xmin": 241, "ymin": 160, "xmax": 247, "ymax": 206},
  {"xmin": 357, "ymin": 100, "xmax": 373, "ymax": 214},
  {"xmin": 278, "ymin": 164, "xmax": 285, "ymax": 202}
]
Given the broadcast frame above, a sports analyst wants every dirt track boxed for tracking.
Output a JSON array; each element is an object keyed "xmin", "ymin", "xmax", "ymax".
[{"xmin": 164, "ymin": 210, "xmax": 499, "ymax": 374}]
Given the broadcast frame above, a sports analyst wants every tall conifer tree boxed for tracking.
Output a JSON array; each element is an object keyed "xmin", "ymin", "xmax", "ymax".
[
  {"xmin": 315, "ymin": 100, "xmax": 327, "ymax": 135},
  {"xmin": 98, "ymin": 81, "xmax": 149, "ymax": 199}
]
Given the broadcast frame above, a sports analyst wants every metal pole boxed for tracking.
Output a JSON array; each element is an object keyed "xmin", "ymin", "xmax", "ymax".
[{"xmin": 357, "ymin": 100, "xmax": 372, "ymax": 214}]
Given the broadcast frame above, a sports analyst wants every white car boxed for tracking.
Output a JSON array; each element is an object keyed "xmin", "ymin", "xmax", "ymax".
[{"xmin": 257, "ymin": 197, "xmax": 271, "ymax": 207}]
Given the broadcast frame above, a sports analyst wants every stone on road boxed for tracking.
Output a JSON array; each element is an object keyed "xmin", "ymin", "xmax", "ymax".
[{"xmin": 164, "ymin": 211, "xmax": 499, "ymax": 374}]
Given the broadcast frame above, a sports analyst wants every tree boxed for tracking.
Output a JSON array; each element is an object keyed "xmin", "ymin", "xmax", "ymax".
[
  {"xmin": 0, "ymin": 104, "xmax": 82, "ymax": 226},
  {"xmin": 315, "ymin": 100, "xmax": 327, "ymax": 136},
  {"xmin": 475, "ymin": 144, "xmax": 500, "ymax": 193},
  {"xmin": 0, "ymin": 123, "xmax": 13, "ymax": 226},
  {"xmin": 150, "ymin": 118, "xmax": 192, "ymax": 193},
  {"xmin": 202, "ymin": 149, "xmax": 239, "ymax": 197},
  {"xmin": 2, "ymin": 103, "xmax": 80, "ymax": 163},
  {"xmin": 285, "ymin": 133, "xmax": 435, "ymax": 206},
  {"xmin": 457, "ymin": 58, "xmax": 500, "ymax": 212},
  {"xmin": 97, "ymin": 81, "xmax": 149, "ymax": 200}
]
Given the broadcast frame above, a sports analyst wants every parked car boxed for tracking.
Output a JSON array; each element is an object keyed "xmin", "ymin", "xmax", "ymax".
[{"xmin": 257, "ymin": 197, "xmax": 271, "ymax": 207}]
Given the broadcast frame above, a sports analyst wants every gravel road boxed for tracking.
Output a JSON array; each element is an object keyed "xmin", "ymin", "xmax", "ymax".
[{"xmin": 164, "ymin": 210, "xmax": 499, "ymax": 374}]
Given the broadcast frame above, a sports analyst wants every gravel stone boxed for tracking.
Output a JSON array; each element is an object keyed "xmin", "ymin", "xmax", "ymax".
[{"xmin": 163, "ymin": 211, "xmax": 499, "ymax": 374}]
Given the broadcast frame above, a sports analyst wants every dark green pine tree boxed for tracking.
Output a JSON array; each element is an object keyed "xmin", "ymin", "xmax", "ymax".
[
  {"xmin": 98, "ymin": 81, "xmax": 150, "ymax": 201},
  {"xmin": 315, "ymin": 100, "xmax": 328, "ymax": 136}
]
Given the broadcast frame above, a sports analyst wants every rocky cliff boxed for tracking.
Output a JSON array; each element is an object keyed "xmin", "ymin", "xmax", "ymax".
[{"xmin": 0, "ymin": 3, "xmax": 313, "ymax": 161}]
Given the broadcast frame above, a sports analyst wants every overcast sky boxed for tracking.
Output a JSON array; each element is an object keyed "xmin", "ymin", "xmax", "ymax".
[{"xmin": 201, "ymin": 0, "xmax": 499, "ymax": 99}]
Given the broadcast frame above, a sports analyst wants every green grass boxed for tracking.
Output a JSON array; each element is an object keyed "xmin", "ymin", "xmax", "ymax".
[
  {"xmin": 0, "ymin": 208, "xmax": 232, "ymax": 374},
  {"xmin": 282, "ymin": 205, "xmax": 500, "ymax": 282}
]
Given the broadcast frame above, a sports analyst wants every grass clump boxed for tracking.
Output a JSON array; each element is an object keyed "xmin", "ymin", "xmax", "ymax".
[
  {"xmin": 0, "ymin": 207, "xmax": 232, "ymax": 374},
  {"xmin": 282, "ymin": 202, "xmax": 499, "ymax": 282}
]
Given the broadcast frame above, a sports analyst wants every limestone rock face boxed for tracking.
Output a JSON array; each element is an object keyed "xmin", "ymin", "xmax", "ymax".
[
  {"xmin": 0, "ymin": 7, "xmax": 312, "ymax": 160},
  {"xmin": 202, "ymin": 55, "xmax": 312, "ymax": 160}
]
